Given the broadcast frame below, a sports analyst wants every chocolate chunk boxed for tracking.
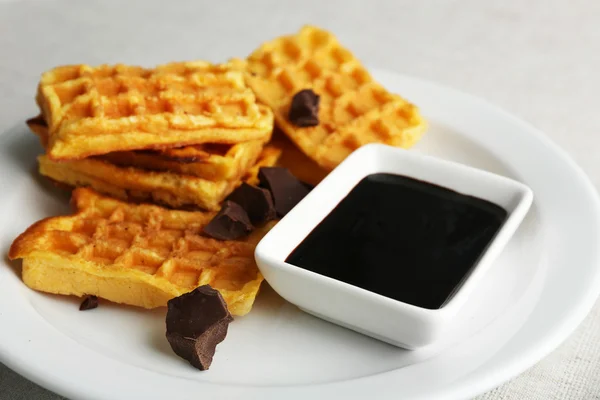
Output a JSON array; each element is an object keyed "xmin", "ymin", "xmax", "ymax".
[
  {"xmin": 259, "ymin": 167, "xmax": 311, "ymax": 217},
  {"xmin": 26, "ymin": 115, "xmax": 47, "ymax": 128},
  {"xmin": 288, "ymin": 89, "xmax": 320, "ymax": 127},
  {"xmin": 224, "ymin": 183, "xmax": 276, "ymax": 225},
  {"xmin": 166, "ymin": 285, "xmax": 233, "ymax": 371},
  {"xmin": 203, "ymin": 201, "xmax": 253, "ymax": 240},
  {"xmin": 79, "ymin": 295, "xmax": 98, "ymax": 311},
  {"xmin": 301, "ymin": 181, "xmax": 315, "ymax": 192}
]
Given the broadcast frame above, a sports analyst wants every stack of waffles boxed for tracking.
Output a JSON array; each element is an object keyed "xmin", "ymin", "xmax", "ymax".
[
  {"xmin": 16, "ymin": 59, "xmax": 281, "ymax": 316},
  {"xmin": 11, "ymin": 26, "xmax": 427, "ymax": 316},
  {"xmin": 28, "ymin": 59, "xmax": 279, "ymax": 211}
]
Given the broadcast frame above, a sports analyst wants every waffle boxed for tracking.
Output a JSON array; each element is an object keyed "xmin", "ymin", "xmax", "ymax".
[
  {"xmin": 9, "ymin": 188, "xmax": 274, "ymax": 315},
  {"xmin": 27, "ymin": 117, "xmax": 268, "ymax": 181},
  {"xmin": 271, "ymin": 129, "xmax": 329, "ymax": 186},
  {"xmin": 38, "ymin": 144, "xmax": 282, "ymax": 211},
  {"xmin": 246, "ymin": 25, "xmax": 427, "ymax": 170},
  {"xmin": 27, "ymin": 117, "xmax": 264, "ymax": 181},
  {"xmin": 37, "ymin": 59, "xmax": 274, "ymax": 160}
]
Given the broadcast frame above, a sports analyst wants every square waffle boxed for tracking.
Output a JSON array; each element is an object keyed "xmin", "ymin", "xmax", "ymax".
[
  {"xmin": 9, "ymin": 188, "xmax": 274, "ymax": 315},
  {"xmin": 246, "ymin": 25, "xmax": 427, "ymax": 170},
  {"xmin": 27, "ymin": 116, "xmax": 268, "ymax": 182},
  {"xmin": 37, "ymin": 144, "xmax": 282, "ymax": 211},
  {"xmin": 270, "ymin": 128, "xmax": 329, "ymax": 186},
  {"xmin": 37, "ymin": 59, "xmax": 274, "ymax": 160}
]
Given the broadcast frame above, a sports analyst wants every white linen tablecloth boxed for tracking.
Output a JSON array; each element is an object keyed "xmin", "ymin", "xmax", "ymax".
[{"xmin": 1, "ymin": 0, "xmax": 599, "ymax": 398}]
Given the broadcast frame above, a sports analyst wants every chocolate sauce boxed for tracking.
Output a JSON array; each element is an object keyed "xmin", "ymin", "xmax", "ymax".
[{"xmin": 286, "ymin": 173, "xmax": 507, "ymax": 309}]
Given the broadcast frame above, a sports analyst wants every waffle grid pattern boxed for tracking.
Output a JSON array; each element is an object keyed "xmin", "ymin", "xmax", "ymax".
[
  {"xmin": 9, "ymin": 188, "xmax": 268, "ymax": 315},
  {"xmin": 247, "ymin": 25, "xmax": 426, "ymax": 170},
  {"xmin": 38, "ymin": 60, "xmax": 273, "ymax": 160}
]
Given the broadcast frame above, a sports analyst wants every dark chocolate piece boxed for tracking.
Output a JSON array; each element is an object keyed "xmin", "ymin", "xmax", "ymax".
[
  {"xmin": 166, "ymin": 285, "xmax": 233, "ymax": 371},
  {"xmin": 288, "ymin": 89, "xmax": 320, "ymax": 127},
  {"xmin": 224, "ymin": 183, "xmax": 276, "ymax": 225},
  {"xmin": 79, "ymin": 295, "xmax": 98, "ymax": 311},
  {"xmin": 258, "ymin": 167, "xmax": 311, "ymax": 217},
  {"xmin": 203, "ymin": 201, "xmax": 253, "ymax": 240},
  {"xmin": 26, "ymin": 115, "xmax": 47, "ymax": 128},
  {"xmin": 301, "ymin": 181, "xmax": 315, "ymax": 192}
]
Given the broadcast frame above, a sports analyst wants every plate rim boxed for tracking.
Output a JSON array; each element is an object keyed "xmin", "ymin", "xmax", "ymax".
[
  {"xmin": 394, "ymin": 72, "xmax": 600, "ymax": 399},
  {"xmin": 1, "ymin": 69, "xmax": 599, "ymax": 400},
  {"xmin": 376, "ymin": 70, "xmax": 600, "ymax": 399}
]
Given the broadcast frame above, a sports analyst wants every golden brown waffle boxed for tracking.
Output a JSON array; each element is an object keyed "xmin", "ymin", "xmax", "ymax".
[
  {"xmin": 27, "ymin": 117, "xmax": 267, "ymax": 181},
  {"xmin": 9, "ymin": 188, "xmax": 274, "ymax": 315},
  {"xmin": 246, "ymin": 25, "xmax": 427, "ymax": 170},
  {"xmin": 271, "ymin": 129, "xmax": 329, "ymax": 186},
  {"xmin": 37, "ymin": 59, "xmax": 274, "ymax": 160},
  {"xmin": 38, "ymin": 144, "xmax": 282, "ymax": 211}
]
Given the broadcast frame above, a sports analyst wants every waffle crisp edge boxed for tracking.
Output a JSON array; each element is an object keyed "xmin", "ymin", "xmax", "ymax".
[{"xmin": 8, "ymin": 188, "xmax": 274, "ymax": 316}]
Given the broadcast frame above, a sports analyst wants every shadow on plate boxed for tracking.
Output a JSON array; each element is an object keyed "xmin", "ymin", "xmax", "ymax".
[
  {"xmin": 1, "ymin": 122, "xmax": 41, "ymax": 172},
  {"xmin": 147, "ymin": 318, "xmax": 180, "ymax": 360},
  {"xmin": 3, "ymin": 253, "xmax": 21, "ymax": 280},
  {"xmin": 1, "ymin": 122, "xmax": 70, "ymax": 200}
]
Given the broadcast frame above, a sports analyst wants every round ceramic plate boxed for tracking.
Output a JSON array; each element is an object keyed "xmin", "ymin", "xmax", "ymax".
[{"xmin": 1, "ymin": 71, "xmax": 599, "ymax": 400}]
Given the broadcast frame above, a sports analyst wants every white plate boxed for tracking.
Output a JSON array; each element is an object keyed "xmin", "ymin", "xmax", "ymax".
[{"xmin": 1, "ymin": 71, "xmax": 599, "ymax": 400}]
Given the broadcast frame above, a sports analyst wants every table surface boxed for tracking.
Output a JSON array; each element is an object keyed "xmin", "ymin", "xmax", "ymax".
[{"xmin": 1, "ymin": 0, "xmax": 599, "ymax": 398}]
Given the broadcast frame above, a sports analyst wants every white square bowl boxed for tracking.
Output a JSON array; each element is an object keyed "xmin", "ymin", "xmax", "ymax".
[{"xmin": 255, "ymin": 144, "xmax": 533, "ymax": 349}]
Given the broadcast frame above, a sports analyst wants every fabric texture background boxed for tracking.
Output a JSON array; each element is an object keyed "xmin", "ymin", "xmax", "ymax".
[{"xmin": 0, "ymin": 0, "xmax": 599, "ymax": 398}]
